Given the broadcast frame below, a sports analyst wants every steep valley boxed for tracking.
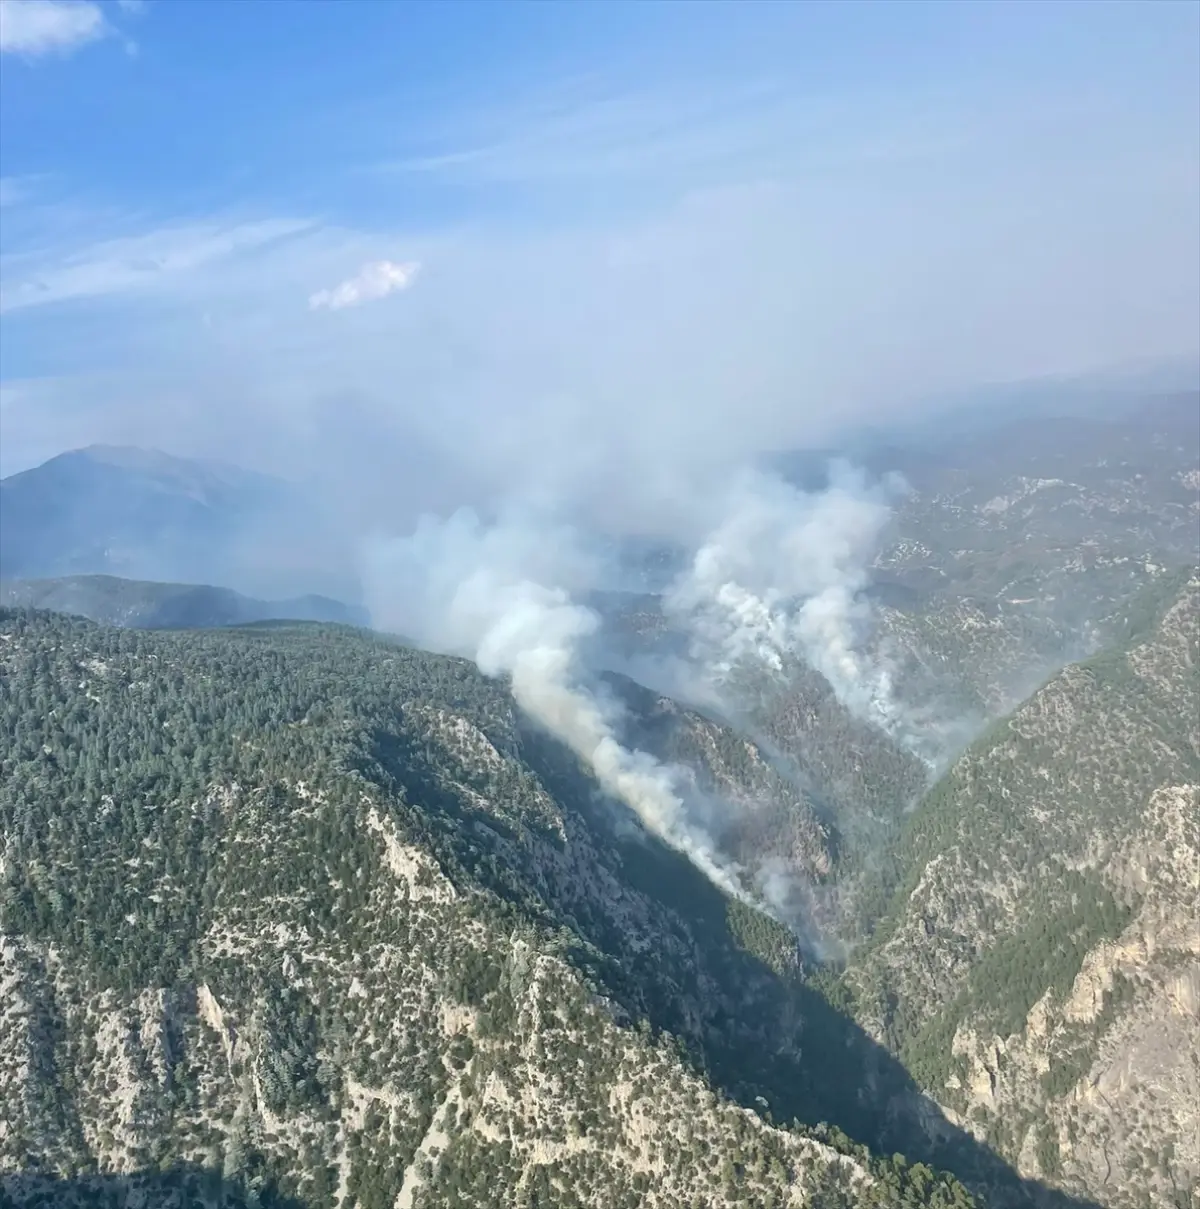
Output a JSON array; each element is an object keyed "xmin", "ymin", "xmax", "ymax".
[
  {"xmin": 844, "ymin": 573, "xmax": 1200, "ymax": 1209},
  {"xmin": 0, "ymin": 611, "xmax": 993, "ymax": 1209},
  {"xmin": 1, "ymin": 397, "xmax": 1197, "ymax": 1209}
]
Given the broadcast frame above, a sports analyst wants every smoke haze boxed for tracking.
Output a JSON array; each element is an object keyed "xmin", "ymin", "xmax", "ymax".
[
  {"xmin": 361, "ymin": 461, "xmax": 914, "ymax": 913},
  {"xmin": 664, "ymin": 464, "xmax": 909, "ymax": 732},
  {"xmin": 4, "ymin": 1, "xmax": 1198, "ymax": 922},
  {"xmin": 362, "ymin": 509, "xmax": 749, "ymax": 900}
]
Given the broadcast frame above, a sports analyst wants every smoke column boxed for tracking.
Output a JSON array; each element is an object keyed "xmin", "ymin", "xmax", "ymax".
[
  {"xmin": 361, "ymin": 508, "xmax": 748, "ymax": 900},
  {"xmin": 361, "ymin": 462, "xmax": 920, "ymax": 921},
  {"xmin": 665, "ymin": 463, "xmax": 908, "ymax": 734}
]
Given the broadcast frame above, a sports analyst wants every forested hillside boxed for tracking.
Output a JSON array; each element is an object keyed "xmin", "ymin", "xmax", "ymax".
[
  {"xmin": 846, "ymin": 572, "xmax": 1200, "ymax": 1209},
  {"xmin": 0, "ymin": 609, "xmax": 1008, "ymax": 1209},
  {"xmin": 1, "ymin": 398, "xmax": 1193, "ymax": 1209},
  {"xmin": 0, "ymin": 575, "xmax": 367, "ymax": 631}
]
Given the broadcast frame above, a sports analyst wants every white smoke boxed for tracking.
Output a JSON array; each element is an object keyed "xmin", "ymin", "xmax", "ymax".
[
  {"xmin": 755, "ymin": 855, "xmax": 846, "ymax": 964},
  {"xmin": 360, "ymin": 461, "xmax": 925, "ymax": 925},
  {"xmin": 361, "ymin": 508, "xmax": 748, "ymax": 900},
  {"xmin": 665, "ymin": 463, "xmax": 909, "ymax": 734}
]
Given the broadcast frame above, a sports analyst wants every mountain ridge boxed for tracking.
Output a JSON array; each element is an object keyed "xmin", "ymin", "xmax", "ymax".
[
  {"xmin": 0, "ymin": 605, "xmax": 1103, "ymax": 1208},
  {"xmin": 0, "ymin": 574, "xmax": 370, "ymax": 631},
  {"xmin": 0, "ymin": 445, "xmax": 354, "ymax": 603},
  {"xmin": 843, "ymin": 571, "xmax": 1200, "ymax": 1207}
]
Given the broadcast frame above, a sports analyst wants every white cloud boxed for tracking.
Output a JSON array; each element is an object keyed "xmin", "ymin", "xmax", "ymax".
[
  {"xmin": 308, "ymin": 259, "xmax": 420, "ymax": 311},
  {"xmin": 2, "ymin": 7, "xmax": 1196, "ymax": 507},
  {"xmin": 0, "ymin": 0, "xmax": 107, "ymax": 56}
]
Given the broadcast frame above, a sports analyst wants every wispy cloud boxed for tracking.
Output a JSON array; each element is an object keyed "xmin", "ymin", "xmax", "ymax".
[
  {"xmin": 1, "ymin": 3, "xmax": 1196, "ymax": 499},
  {"xmin": 379, "ymin": 74, "xmax": 990, "ymax": 194},
  {"xmin": 385, "ymin": 79, "xmax": 813, "ymax": 185},
  {"xmin": 0, "ymin": 216, "xmax": 314, "ymax": 313},
  {"xmin": 0, "ymin": 0, "xmax": 107, "ymax": 56},
  {"xmin": 308, "ymin": 259, "xmax": 420, "ymax": 311},
  {"xmin": 0, "ymin": 176, "xmax": 39, "ymax": 207}
]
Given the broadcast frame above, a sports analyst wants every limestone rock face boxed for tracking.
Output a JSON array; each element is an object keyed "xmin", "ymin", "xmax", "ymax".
[
  {"xmin": 850, "ymin": 579, "xmax": 1200, "ymax": 1208},
  {"xmin": 0, "ymin": 609, "xmax": 976, "ymax": 1209}
]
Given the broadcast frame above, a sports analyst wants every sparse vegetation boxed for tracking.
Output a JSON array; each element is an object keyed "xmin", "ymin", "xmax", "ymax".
[
  {"xmin": 1, "ymin": 399, "xmax": 1195, "ymax": 1209},
  {"xmin": 0, "ymin": 608, "xmax": 984, "ymax": 1208},
  {"xmin": 846, "ymin": 574, "xmax": 1200, "ymax": 1209}
]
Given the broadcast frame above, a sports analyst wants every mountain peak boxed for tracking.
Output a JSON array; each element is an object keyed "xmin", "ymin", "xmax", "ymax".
[
  {"xmin": 72, "ymin": 443, "xmax": 198, "ymax": 472},
  {"xmin": 0, "ymin": 443, "xmax": 347, "ymax": 600}
]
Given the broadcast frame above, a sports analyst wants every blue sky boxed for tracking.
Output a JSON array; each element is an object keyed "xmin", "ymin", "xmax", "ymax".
[{"xmin": 1, "ymin": 0, "xmax": 1198, "ymax": 505}]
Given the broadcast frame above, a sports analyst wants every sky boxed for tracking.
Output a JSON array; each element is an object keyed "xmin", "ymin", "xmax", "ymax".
[{"xmin": 1, "ymin": 0, "xmax": 1198, "ymax": 524}]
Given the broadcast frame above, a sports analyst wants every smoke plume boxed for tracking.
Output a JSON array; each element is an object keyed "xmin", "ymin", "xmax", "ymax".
[
  {"xmin": 362, "ymin": 508, "xmax": 748, "ymax": 900},
  {"xmin": 361, "ymin": 457, "xmax": 929, "ymax": 927},
  {"xmin": 665, "ymin": 463, "xmax": 909, "ymax": 735}
]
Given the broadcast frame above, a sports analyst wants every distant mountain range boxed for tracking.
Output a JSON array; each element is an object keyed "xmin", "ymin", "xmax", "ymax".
[
  {"xmin": 772, "ymin": 390, "xmax": 1200, "ymax": 497},
  {"xmin": 4, "ymin": 393, "xmax": 1195, "ymax": 607},
  {"xmin": 0, "ymin": 444, "xmax": 357, "ymax": 602},
  {"xmin": 0, "ymin": 574, "xmax": 370, "ymax": 630}
]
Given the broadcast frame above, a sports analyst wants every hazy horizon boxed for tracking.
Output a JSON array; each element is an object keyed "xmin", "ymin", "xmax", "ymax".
[
  {"xmin": 3, "ymin": 354, "xmax": 1197, "ymax": 484},
  {"xmin": 2, "ymin": 0, "xmax": 1199, "ymax": 535}
]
